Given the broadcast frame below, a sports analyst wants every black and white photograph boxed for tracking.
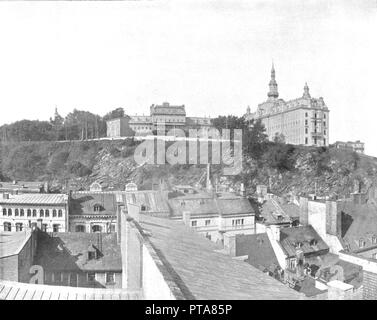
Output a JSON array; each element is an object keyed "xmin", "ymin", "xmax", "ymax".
[{"xmin": 0, "ymin": 0, "xmax": 377, "ymax": 306}]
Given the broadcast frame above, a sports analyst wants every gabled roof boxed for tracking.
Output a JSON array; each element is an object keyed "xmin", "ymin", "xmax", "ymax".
[
  {"xmin": 139, "ymin": 215, "xmax": 304, "ymax": 300},
  {"xmin": 69, "ymin": 192, "xmax": 118, "ymax": 216},
  {"xmin": 279, "ymin": 226, "xmax": 329, "ymax": 257},
  {"xmin": 337, "ymin": 200, "xmax": 377, "ymax": 252},
  {"xmin": 34, "ymin": 232, "xmax": 121, "ymax": 272}
]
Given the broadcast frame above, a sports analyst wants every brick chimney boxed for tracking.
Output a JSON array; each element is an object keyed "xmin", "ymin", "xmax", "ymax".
[
  {"xmin": 299, "ymin": 197, "xmax": 309, "ymax": 226},
  {"xmin": 120, "ymin": 203, "xmax": 142, "ymax": 291}
]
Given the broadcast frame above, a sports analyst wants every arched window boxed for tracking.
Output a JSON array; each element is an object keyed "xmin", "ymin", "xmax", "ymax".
[
  {"xmin": 2, "ymin": 208, "xmax": 6, "ymax": 216},
  {"xmin": 7, "ymin": 208, "xmax": 12, "ymax": 216},
  {"xmin": 15, "ymin": 209, "xmax": 19, "ymax": 216},
  {"xmin": 20, "ymin": 209, "xmax": 24, "ymax": 217},
  {"xmin": 3, "ymin": 222, "xmax": 11, "ymax": 232},
  {"xmin": 93, "ymin": 204, "xmax": 101, "ymax": 212},
  {"xmin": 52, "ymin": 209, "xmax": 57, "ymax": 217},
  {"xmin": 58, "ymin": 210, "xmax": 63, "ymax": 217},
  {"xmin": 92, "ymin": 225, "xmax": 102, "ymax": 233},
  {"xmin": 16, "ymin": 223, "xmax": 23, "ymax": 232},
  {"xmin": 32, "ymin": 209, "xmax": 37, "ymax": 217},
  {"xmin": 53, "ymin": 224, "xmax": 60, "ymax": 232},
  {"xmin": 359, "ymin": 238, "xmax": 366, "ymax": 248},
  {"xmin": 27, "ymin": 209, "xmax": 31, "ymax": 217},
  {"xmin": 75, "ymin": 225, "xmax": 85, "ymax": 232},
  {"xmin": 45, "ymin": 209, "xmax": 49, "ymax": 217},
  {"xmin": 40, "ymin": 209, "xmax": 44, "ymax": 217}
]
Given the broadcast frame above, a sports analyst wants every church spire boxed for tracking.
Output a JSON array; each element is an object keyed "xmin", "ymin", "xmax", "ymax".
[{"xmin": 267, "ymin": 63, "xmax": 279, "ymax": 99}]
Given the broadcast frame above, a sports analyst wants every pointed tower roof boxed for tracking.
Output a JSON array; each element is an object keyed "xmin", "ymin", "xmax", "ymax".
[
  {"xmin": 267, "ymin": 63, "xmax": 279, "ymax": 99},
  {"xmin": 303, "ymin": 82, "xmax": 311, "ymax": 99}
]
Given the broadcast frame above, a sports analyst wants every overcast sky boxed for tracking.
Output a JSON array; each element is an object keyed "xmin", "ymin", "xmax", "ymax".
[{"xmin": 0, "ymin": 0, "xmax": 376, "ymax": 154}]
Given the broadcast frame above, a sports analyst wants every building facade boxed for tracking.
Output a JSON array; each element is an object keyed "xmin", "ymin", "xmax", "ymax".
[
  {"xmin": 333, "ymin": 140, "xmax": 365, "ymax": 154},
  {"xmin": 0, "ymin": 193, "xmax": 69, "ymax": 233},
  {"xmin": 245, "ymin": 65, "xmax": 330, "ymax": 146},
  {"xmin": 107, "ymin": 102, "xmax": 212, "ymax": 137},
  {"xmin": 169, "ymin": 193, "xmax": 255, "ymax": 244}
]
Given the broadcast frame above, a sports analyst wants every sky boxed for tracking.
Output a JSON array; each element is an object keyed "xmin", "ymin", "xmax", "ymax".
[{"xmin": 0, "ymin": 0, "xmax": 376, "ymax": 154}]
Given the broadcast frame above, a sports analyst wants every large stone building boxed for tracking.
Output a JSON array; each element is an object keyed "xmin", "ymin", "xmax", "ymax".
[
  {"xmin": 0, "ymin": 193, "xmax": 69, "ymax": 233},
  {"xmin": 107, "ymin": 102, "xmax": 212, "ymax": 137},
  {"xmin": 245, "ymin": 65, "xmax": 330, "ymax": 146}
]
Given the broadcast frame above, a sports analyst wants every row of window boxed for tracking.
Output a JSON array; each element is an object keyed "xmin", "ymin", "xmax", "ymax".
[
  {"xmin": 191, "ymin": 219, "xmax": 211, "ymax": 227},
  {"xmin": 2, "ymin": 208, "xmax": 63, "ymax": 218},
  {"xmin": 3, "ymin": 222, "xmax": 61, "ymax": 232}
]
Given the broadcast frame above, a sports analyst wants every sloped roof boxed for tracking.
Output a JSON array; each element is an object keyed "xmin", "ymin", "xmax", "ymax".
[
  {"xmin": 279, "ymin": 226, "xmax": 329, "ymax": 257},
  {"xmin": 34, "ymin": 232, "xmax": 121, "ymax": 272},
  {"xmin": 0, "ymin": 193, "xmax": 67, "ymax": 205},
  {"xmin": 139, "ymin": 215, "xmax": 305, "ymax": 300},
  {"xmin": 235, "ymin": 233, "xmax": 279, "ymax": 272},
  {"xmin": 259, "ymin": 199, "xmax": 292, "ymax": 225},
  {"xmin": 0, "ymin": 181, "xmax": 43, "ymax": 191},
  {"xmin": 151, "ymin": 104, "xmax": 186, "ymax": 116},
  {"xmin": 125, "ymin": 191, "xmax": 170, "ymax": 214},
  {"xmin": 0, "ymin": 231, "xmax": 32, "ymax": 258},
  {"xmin": 169, "ymin": 194, "xmax": 254, "ymax": 218},
  {"xmin": 69, "ymin": 192, "xmax": 117, "ymax": 216},
  {"xmin": 0, "ymin": 280, "xmax": 140, "ymax": 300},
  {"xmin": 337, "ymin": 200, "xmax": 377, "ymax": 252}
]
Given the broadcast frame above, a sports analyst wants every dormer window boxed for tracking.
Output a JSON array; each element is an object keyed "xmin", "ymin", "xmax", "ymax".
[
  {"xmin": 310, "ymin": 239, "xmax": 318, "ymax": 246},
  {"xmin": 93, "ymin": 204, "xmax": 102, "ymax": 212},
  {"xmin": 372, "ymin": 236, "xmax": 377, "ymax": 245},
  {"xmin": 359, "ymin": 238, "xmax": 366, "ymax": 248},
  {"xmin": 87, "ymin": 246, "xmax": 97, "ymax": 260},
  {"xmin": 295, "ymin": 242, "xmax": 303, "ymax": 249}
]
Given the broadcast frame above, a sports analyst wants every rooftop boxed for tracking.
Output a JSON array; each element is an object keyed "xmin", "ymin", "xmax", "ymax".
[
  {"xmin": 34, "ymin": 232, "xmax": 122, "ymax": 272},
  {"xmin": 0, "ymin": 193, "xmax": 67, "ymax": 205},
  {"xmin": 0, "ymin": 280, "xmax": 140, "ymax": 300},
  {"xmin": 0, "ymin": 231, "xmax": 32, "ymax": 259},
  {"xmin": 337, "ymin": 200, "xmax": 377, "ymax": 252},
  {"xmin": 169, "ymin": 194, "xmax": 254, "ymax": 218},
  {"xmin": 280, "ymin": 225, "xmax": 329, "ymax": 257},
  {"xmin": 138, "ymin": 215, "xmax": 304, "ymax": 300},
  {"xmin": 235, "ymin": 233, "xmax": 279, "ymax": 273},
  {"xmin": 70, "ymin": 192, "xmax": 118, "ymax": 216},
  {"xmin": 125, "ymin": 191, "xmax": 170, "ymax": 214}
]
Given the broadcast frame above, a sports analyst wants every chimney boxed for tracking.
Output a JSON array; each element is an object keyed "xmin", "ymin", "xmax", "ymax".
[
  {"xmin": 326, "ymin": 200, "xmax": 340, "ymax": 236},
  {"xmin": 299, "ymin": 197, "xmax": 309, "ymax": 226},
  {"xmin": 269, "ymin": 225, "xmax": 280, "ymax": 242},
  {"xmin": 224, "ymin": 233, "xmax": 237, "ymax": 257},
  {"xmin": 240, "ymin": 183, "xmax": 246, "ymax": 198},
  {"xmin": 120, "ymin": 203, "xmax": 142, "ymax": 291}
]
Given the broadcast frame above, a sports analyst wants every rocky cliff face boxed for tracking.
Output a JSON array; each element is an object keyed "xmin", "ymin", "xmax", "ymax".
[{"xmin": 0, "ymin": 140, "xmax": 376, "ymax": 198}]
